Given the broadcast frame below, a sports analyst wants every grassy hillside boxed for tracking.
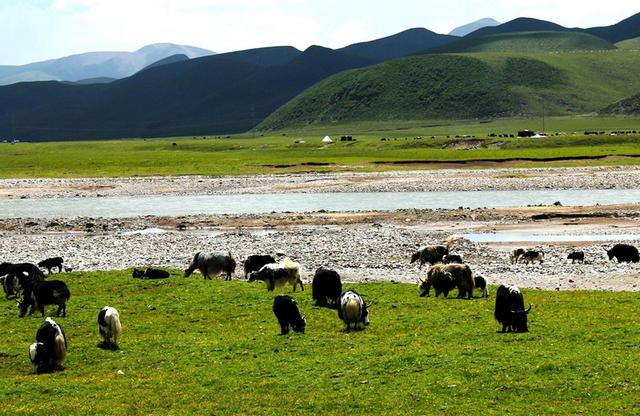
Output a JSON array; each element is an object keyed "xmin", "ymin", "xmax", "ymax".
[
  {"xmin": 0, "ymin": 271, "xmax": 639, "ymax": 415},
  {"xmin": 258, "ymin": 50, "xmax": 640, "ymax": 130},
  {"xmin": 602, "ymin": 94, "xmax": 640, "ymax": 115},
  {"xmin": 616, "ymin": 36, "xmax": 640, "ymax": 49},
  {"xmin": 427, "ymin": 31, "xmax": 616, "ymax": 54},
  {"xmin": 2, "ymin": 126, "xmax": 640, "ymax": 178}
]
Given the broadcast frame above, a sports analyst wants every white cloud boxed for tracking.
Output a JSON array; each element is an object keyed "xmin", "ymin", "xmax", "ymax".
[{"xmin": 327, "ymin": 18, "xmax": 374, "ymax": 48}]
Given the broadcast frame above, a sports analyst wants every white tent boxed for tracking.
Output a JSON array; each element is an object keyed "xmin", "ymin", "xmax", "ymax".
[{"xmin": 322, "ymin": 136, "xmax": 333, "ymax": 143}]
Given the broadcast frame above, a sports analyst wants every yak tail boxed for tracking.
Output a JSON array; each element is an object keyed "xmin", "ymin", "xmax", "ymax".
[
  {"xmin": 344, "ymin": 298, "xmax": 359, "ymax": 322},
  {"xmin": 446, "ymin": 235, "xmax": 459, "ymax": 252},
  {"xmin": 53, "ymin": 333, "xmax": 66, "ymax": 365},
  {"xmin": 283, "ymin": 257, "xmax": 300, "ymax": 271},
  {"xmin": 109, "ymin": 311, "xmax": 122, "ymax": 343}
]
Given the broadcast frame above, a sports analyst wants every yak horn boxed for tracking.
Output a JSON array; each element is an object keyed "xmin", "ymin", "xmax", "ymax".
[
  {"xmin": 526, "ymin": 304, "xmax": 532, "ymax": 313},
  {"xmin": 367, "ymin": 301, "xmax": 377, "ymax": 309}
]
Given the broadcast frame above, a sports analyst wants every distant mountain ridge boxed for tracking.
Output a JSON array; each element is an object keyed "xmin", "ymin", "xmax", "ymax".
[
  {"xmin": 449, "ymin": 18, "xmax": 500, "ymax": 37},
  {"xmin": 0, "ymin": 43, "xmax": 214, "ymax": 85}
]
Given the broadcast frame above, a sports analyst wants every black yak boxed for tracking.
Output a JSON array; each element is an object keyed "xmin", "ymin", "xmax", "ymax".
[
  {"xmin": 1, "ymin": 274, "xmax": 20, "ymax": 299},
  {"xmin": 248, "ymin": 258, "xmax": 303, "ymax": 292},
  {"xmin": 243, "ymin": 255, "xmax": 276, "ymax": 279},
  {"xmin": 474, "ymin": 274, "xmax": 489, "ymax": 298},
  {"xmin": 410, "ymin": 236, "xmax": 458, "ymax": 268},
  {"xmin": 132, "ymin": 268, "xmax": 170, "ymax": 279},
  {"xmin": 521, "ymin": 250, "xmax": 544, "ymax": 264},
  {"xmin": 443, "ymin": 254, "xmax": 463, "ymax": 264},
  {"xmin": 419, "ymin": 263, "xmax": 474, "ymax": 299},
  {"xmin": 184, "ymin": 251, "xmax": 236, "ymax": 280},
  {"xmin": 494, "ymin": 284, "xmax": 531, "ymax": 333},
  {"xmin": 312, "ymin": 267, "xmax": 342, "ymax": 307},
  {"xmin": 606, "ymin": 244, "xmax": 639, "ymax": 263},
  {"xmin": 0, "ymin": 262, "xmax": 46, "ymax": 282},
  {"xmin": 19, "ymin": 280, "xmax": 70, "ymax": 318},
  {"xmin": 38, "ymin": 257, "xmax": 64, "ymax": 274},
  {"xmin": 29, "ymin": 317, "xmax": 67, "ymax": 373},
  {"xmin": 272, "ymin": 295, "xmax": 306, "ymax": 335},
  {"xmin": 510, "ymin": 248, "xmax": 525, "ymax": 264},
  {"xmin": 98, "ymin": 306, "xmax": 122, "ymax": 348},
  {"xmin": 338, "ymin": 291, "xmax": 369, "ymax": 331},
  {"xmin": 567, "ymin": 251, "xmax": 585, "ymax": 264}
]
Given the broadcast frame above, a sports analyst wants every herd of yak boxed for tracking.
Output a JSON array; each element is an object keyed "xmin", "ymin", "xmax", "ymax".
[{"xmin": 1, "ymin": 240, "xmax": 639, "ymax": 374}]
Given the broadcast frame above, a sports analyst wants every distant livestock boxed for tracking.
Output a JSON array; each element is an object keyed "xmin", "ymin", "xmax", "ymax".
[
  {"xmin": 243, "ymin": 255, "xmax": 276, "ymax": 279},
  {"xmin": 419, "ymin": 263, "xmax": 474, "ymax": 299},
  {"xmin": 19, "ymin": 280, "xmax": 70, "ymax": 318},
  {"xmin": 474, "ymin": 274, "xmax": 489, "ymax": 298},
  {"xmin": 98, "ymin": 306, "xmax": 122, "ymax": 348},
  {"xmin": 510, "ymin": 248, "xmax": 525, "ymax": 264},
  {"xmin": 184, "ymin": 251, "xmax": 237, "ymax": 280},
  {"xmin": 494, "ymin": 284, "xmax": 531, "ymax": 333},
  {"xmin": 521, "ymin": 250, "xmax": 544, "ymax": 264},
  {"xmin": 29, "ymin": 317, "xmax": 67, "ymax": 373},
  {"xmin": 567, "ymin": 251, "xmax": 585, "ymax": 264},
  {"xmin": 443, "ymin": 254, "xmax": 463, "ymax": 264},
  {"xmin": 38, "ymin": 257, "xmax": 64, "ymax": 274},
  {"xmin": 272, "ymin": 295, "xmax": 306, "ymax": 335},
  {"xmin": 312, "ymin": 267, "xmax": 342, "ymax": 307},
  {"xmin": 410, "ymin": 236, "xmax": 458, "ymax": 268},
  {"xmin": 132, "ymin": 268, "xmax": 170, "ymax": 279},
  {"xmin": 338, "ymin": 291, "xmax": 369, "ymax": 331},
  {"xmin": 606, "ymin": 244, "xmax": 639, "ymax": 263},
  {"xmin": 248, "ymin": 258, "xmax": 303, "ymax": 292}
]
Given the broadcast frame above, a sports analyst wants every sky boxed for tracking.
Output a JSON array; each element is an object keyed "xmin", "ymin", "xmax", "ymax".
[{"xmin": 1, "ymin": 0, "xmax": 639, "ymax": 65}]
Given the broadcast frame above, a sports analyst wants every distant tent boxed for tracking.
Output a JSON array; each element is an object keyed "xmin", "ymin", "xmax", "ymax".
[{"xmin": 322, "ymin": 136, "xmax": 333, "ymax": 143}]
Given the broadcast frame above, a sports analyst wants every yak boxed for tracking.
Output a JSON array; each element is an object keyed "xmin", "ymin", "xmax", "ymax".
[
  {"xmin": 510, "ymin": 248, "xmax": 525, "ymax": 264},
  {"xmin": 29, "ymin": 317, "xmax": 67, "ymax": 373},
  {"xmin": 338, "ymin": 291, "xmax": 369, "ymax": 331},
  {"xmin": 494, "ymin": 284, "xmax": 531, "ymax": 333},
  {"xmin": 606, "ymin": 244, "xmax": 639, "ymax": 263},
  {"xmin": 0, "ymin": 262, "xmax": 46, "ymax": 281},
  {"xmin": 419, "ymin": 263, "xmax": 474, "ymax": 299},
  {"xmin": 1, "ymin": 274, "xmax": 20, "ymax": 299},
  {"xmin": 248, "ymin": 258, "xmax": 303, "ymax": 292},
  {"xmin": 521, "ymin": 250, "xmax": 544, "ymax": 264},
  {"xmin": 132, "ymin": 268, "xmax": 170, "ymax": 279},
  {"xmin": 184, "ymin": 251, "xmax": 236, "ymax": 280},
  {"xmin": 243, "ymin": 255, "xmax": 276, "ymax": 279},
  {"xmin": 410, "ymin": 236, "xmax": 458, "ymax": 268},
  {"xmin": 443, "ymin": 254, "xmax": 463, "ymax": 264},
  {"xmin": 474, "ymin": 274, "xmax": 489, "ymax": 298},
  {"xmin": 38, "ymin": 257, "xmax": 64, "ymax": 274},
  {"xmin": 311, "ymin": 267, "xmax": 342, "ymax": 307},
  {"xmin": 567, "ymin": 251, "xmax": 585, "ymax": 264},
  {"xmin": 98, "ymin": 306, "xmax": 122, "ymax": 349},
  {"xmin": 272, "ymin": 295, "xmax": 306, "ymax": 335},
  {"xmin": 19, "ymin": 280, "xmax": 70, "ymax": 318}
]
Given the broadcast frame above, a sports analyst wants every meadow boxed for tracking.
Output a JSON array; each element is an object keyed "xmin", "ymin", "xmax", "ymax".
[
  {"xmin": 0, "ymin": 271, "xmax": 638, "ymax": 415},
  {"xmin": 1, "ymin": 115, "xmax": 640, "ymax": 178}
]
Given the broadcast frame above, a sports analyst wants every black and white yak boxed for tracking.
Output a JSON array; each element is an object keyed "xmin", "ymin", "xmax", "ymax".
[
  {"xmin": 132, "ymin": 268, "xmax": 170, "ymax": 279},
  {"xmin": 19, "ymin": 280, "xmax": 70, "ymax": 318},
  {"xmin": 38, "ymin": 257, "xmax": 64, "ymax": 274},
  {"xmin": 29, "ymin": 317, "xmax": 67, "ymax": 373},
  {"xmin": 312, "ymin": 267, "xmax": 342, "ymax": 307},
  {"xmin": 338, "ymin": 291, "xmax": 369, "ymax": 331},
  {"xmin": 243, "ymin": 255, "xmax": 276, "ymax": 279},
  {"xmin": 494, "ymin": 284, "xmax": 531, "ymax": 333},
  {"xmin": 510, "ymin": 248, "xmax": 525, "ymax": 264},
  {"xmin": 248, "ymin": 258, "xmax": 304, "ymax": 292},
  {"xmin": 184, "ymin": 251, "xmax": 237, "ymax": 280},
  {"xmin": 419, "ymin": 263, "xmax": 474, "ymax": 299},
  {"xmin": 606, "ymin": 244, "xmax": 639, "ymax": 263},
  {"xmin": 474, "ymin": 274, "xmax": 489, "ymax": 298},
  {"xmin": 0, "ymin": 262, "xmax": 46, "ymax": 282},
  {"xmin": 410, "ymin": 236, "xmax": 458, "ymax": 268},
  {"xmin": 272, "ymin": 295, "xmax": 306, "ymax": 335},
  {"xmin": 98, "ymin": 306, "xmax": 122, "ymax": 349},
  {"xmin": 1, "ymin": 274, "xmax": 20, "ymax": 299}
]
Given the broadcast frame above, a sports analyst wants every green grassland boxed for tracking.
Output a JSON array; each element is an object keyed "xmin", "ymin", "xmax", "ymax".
[
  {"xmin": 0, "ymin": 271, "xmax": 638, "ymax": 415},
  {"xmin": 2, "ymin": 118, "xmax": 640, "ymax": 178},
  {"xmin": 257, "ymin": 50, "xmax": 640, "ymax": 130}
]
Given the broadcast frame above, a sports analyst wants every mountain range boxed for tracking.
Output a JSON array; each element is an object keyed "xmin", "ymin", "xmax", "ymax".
[
  {"xmin": 1, "ymin": 12, "xmax": 640, "ymax": 141},
  {"xmin": 0, "ymin": 43, "xmax": 214, "ymax": 86}
]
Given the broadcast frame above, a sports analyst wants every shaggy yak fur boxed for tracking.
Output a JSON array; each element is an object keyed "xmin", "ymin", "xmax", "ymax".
[{"xmin": 419, "ymin": 263, "xmax": 474, "ymax": 299}]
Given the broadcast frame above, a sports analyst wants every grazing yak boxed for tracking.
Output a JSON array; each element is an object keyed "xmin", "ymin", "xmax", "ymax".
[
  {"xmin": 410, "ymin": 236, "xmax": 458, "ymax": 268},
  {"xmin": 510, "ymin": 248, "xmax": 525, "ymax": 264},
  {"xmin": 443, "ymin": 254, "xmax": 463, "ymax": 264},
  {"xmin": 0, "ymin": 262, "xmax": 46, "ymax": 282},
  {"xmin": 567, "ymin": 251, "xmax": 585, "ymax": 264},
  {"xmin": 1, "ymin": 274, "xmax": 20, "ymax": 299},
  {"xmin": 419, "ymin": 263, "xmax": 474, "ymax": 299},
  {"xmin": 521, "ymin": 250, "xmax": 544, "ymax": 264},
  {"xmin": 29, "ymin": 317, "xmax": 67, "ymax": 373},
  {"xmin": 494, "ymin": 284, "xmax": 531, "ymax": 333},
  {"xmin": 132, "ymin": 268, "xmax": 170, "ymax": 279},
  {"xmin": 272, "ymin": 295, "xmax": 306, "ymax": 335},
  {"xmin": 338, "ymin": 291, "xmax": 369, "ymax": 331},
  {"xmin": 606, "ymin": 244, "xmax": 639, "ymax": 263},
  {"xmin": 243, "ymin": 255, "xmax": 276, "ymax": 279},
  {"xmin": 19, "ymin": 280, "xmax": 70, "ymax": 318},
  {"xmin": 184, "ymin": 251, "xmax": 237, "ymax": 280},
  {"xmin": 312, "ymin": 267, "xmax": 342, "ymax": 307},
  {"xmin": 38, "ymin": 257, "xmax": 64, "ymax": 274},
  {"xmin": 98, "ymin": 306, "xmax": 122, "ymax": 349},
  {"xmin": 474, "ymin": 274, "xmax": 489, "ymax": 298},
  {"xmin": 248, "ymin": 258, "xmax": 304, "ymax": 292}
]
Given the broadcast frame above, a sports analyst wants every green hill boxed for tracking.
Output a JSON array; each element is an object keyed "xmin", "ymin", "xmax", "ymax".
[
  {"xmin": 616, "ymin": 36, "xmax": 640, "ymax": 49},
  {"xmin": 427, "ymin": 31, "xmax": 616, "ymax": 53},
  {"xmin": 602, "ymin": 93, "xmax": 640, "ymax": 115},
  {"xmin": 257, "ymin": 50, "xmax": 640, "ymax": 130}
]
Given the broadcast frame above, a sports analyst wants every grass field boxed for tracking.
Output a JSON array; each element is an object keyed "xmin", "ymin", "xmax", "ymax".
[
  {"xmin": 0, "ymin": 271, "xmax": 638, "ymax": 415},
  {"xmin": 1, "ymin": 116, "xmax": 640, "ymax": 178}
]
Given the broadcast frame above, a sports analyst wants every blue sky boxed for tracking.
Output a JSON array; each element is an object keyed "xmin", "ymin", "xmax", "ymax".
[{"xmin": 1, "ymin": 0, "xmax": 638, "ymax": 65}]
